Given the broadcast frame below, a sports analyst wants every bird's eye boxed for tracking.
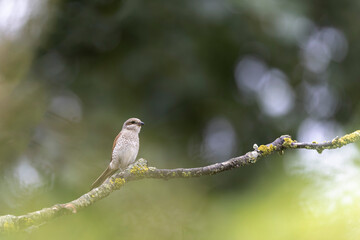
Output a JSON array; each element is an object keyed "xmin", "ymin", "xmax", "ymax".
[{"xmin": 131, "ymin": 121, "xmax": 136, "ymax": 124}]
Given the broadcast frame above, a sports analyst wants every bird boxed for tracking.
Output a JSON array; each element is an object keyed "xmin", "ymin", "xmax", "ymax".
[{"xmin": 90, "ymin": 117, "xmax": 144, "ymax": 190}]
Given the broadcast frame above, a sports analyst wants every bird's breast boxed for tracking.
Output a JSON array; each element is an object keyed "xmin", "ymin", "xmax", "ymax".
[{"xmin": 111, "ymin": 135, "xmax": 139, "ymax": 170}]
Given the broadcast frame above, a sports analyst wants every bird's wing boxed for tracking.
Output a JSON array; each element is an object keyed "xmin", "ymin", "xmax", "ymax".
[{"xmin": 111, "ymin": 131, "xmax": 122, "ymax": 162}]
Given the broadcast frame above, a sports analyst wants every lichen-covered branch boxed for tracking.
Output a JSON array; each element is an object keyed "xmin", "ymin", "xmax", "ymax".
[{"xmin": 1, "ymin": 130, "xmax": 359, "ymax": 233}]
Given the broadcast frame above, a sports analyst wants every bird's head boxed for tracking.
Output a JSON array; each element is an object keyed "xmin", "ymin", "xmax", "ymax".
[{"xmin": 122, "ymin": 117, "xmax": 144, "ymax": 133}]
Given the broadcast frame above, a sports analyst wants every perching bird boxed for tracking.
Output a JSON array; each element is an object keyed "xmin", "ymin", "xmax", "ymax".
[{"xmin": 90, "ymin": 117, "xmax": 144, "ymax": 190}]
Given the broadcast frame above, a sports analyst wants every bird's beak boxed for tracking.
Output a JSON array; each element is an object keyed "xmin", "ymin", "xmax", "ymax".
[{"xmin": 138, "ymin": 121, "xmax": 145, "ymax": 126}]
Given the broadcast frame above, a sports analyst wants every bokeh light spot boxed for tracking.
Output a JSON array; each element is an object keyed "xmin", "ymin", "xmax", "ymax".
[
  {"xmin": 257, "ymin": 69, "xmax": 294, "ymax": 117},
  {"xmin": 202, "ymin": 117, "xmax": 237, "ymax": 163}
]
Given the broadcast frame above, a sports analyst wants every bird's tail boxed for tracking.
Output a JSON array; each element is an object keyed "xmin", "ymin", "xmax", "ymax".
[{"xmin": 90, "ymin": 166, "xmax": 117, "ymax": 190}]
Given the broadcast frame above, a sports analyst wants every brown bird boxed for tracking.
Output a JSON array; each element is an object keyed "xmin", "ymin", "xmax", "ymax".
[{"xmin": 90, "ymin": 117, "xmax": 144, "ymax": 190}]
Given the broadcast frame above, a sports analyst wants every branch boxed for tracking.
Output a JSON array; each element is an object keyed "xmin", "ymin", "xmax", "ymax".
[{"xmin": 1, "ymin": 130, "xmax": 359, "ymax": 233}]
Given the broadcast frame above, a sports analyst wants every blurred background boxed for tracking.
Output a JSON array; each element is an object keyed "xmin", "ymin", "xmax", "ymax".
[{"xmin": 1, "ymin": 0, "xmax": 360, "ymax": 239}]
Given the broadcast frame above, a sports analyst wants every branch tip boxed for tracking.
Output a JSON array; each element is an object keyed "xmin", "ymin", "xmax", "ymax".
[{"xmin": 1, "ymin": 129, "xmax": 359, "ymax": 233}]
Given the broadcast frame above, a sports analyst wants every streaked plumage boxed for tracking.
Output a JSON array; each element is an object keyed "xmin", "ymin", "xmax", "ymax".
[{"xmin": 90, "ymin": 118, "xmax": 144, "ymax": 190}]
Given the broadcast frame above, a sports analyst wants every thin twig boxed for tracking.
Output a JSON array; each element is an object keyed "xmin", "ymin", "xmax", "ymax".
[{"xmin": 1, "ymin": 130, "xmax": 359, "ymax": 233}]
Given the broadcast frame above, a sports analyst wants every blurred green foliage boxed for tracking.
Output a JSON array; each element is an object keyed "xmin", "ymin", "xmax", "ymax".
[{"xmin": 1, "ymin": 0, "xmax": 360, "ymax": 239}]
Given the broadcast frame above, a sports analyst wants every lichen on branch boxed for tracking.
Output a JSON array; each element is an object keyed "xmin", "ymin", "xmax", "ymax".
[{"xmin": 1, "ymin": 130, "xmax": 359, "ymax": 233}]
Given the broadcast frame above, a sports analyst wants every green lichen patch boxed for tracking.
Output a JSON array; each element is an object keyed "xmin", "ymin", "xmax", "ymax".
[
  {"xmin": 316, "ymin": 148, "xmax": 324, "ymax": 154},
  {"xmin": 21, "ymin": 217, "xmax": 34, "ymax": 226},
  {"xmin": 282, "ymin": 137, "xmax": 296, "ymax": 148},
  {"xmin": 130, "ymin": 165, "xmax": 149, "ymax": 176},
  {"xmin": 181, "ymin": 171, "xmax": 192, "ymax": 178},
  {"xmin": 114, "ymin": 178, "xmax": 125, "ymax": 188},
  {"xmin": 129, "ymin": 158, "xmax": 149, "ymax": 177},
  {"xmin": 2, "ymin": 221, "xmax": 16, "ymax": 232},
  {"xmin": 110, "ymin": 178, "xmax": 126, "ymax": 189},
  {"xmin": 332, "ymin": 130, "xmax": 360, "ymax": 148},
  {"xmin": 258, "ymin": 144, "xmax": 276, "ymax": 155},
  {"xmin": 246, "ymin": 151, "xmax": 259, "ymax": 163}
]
